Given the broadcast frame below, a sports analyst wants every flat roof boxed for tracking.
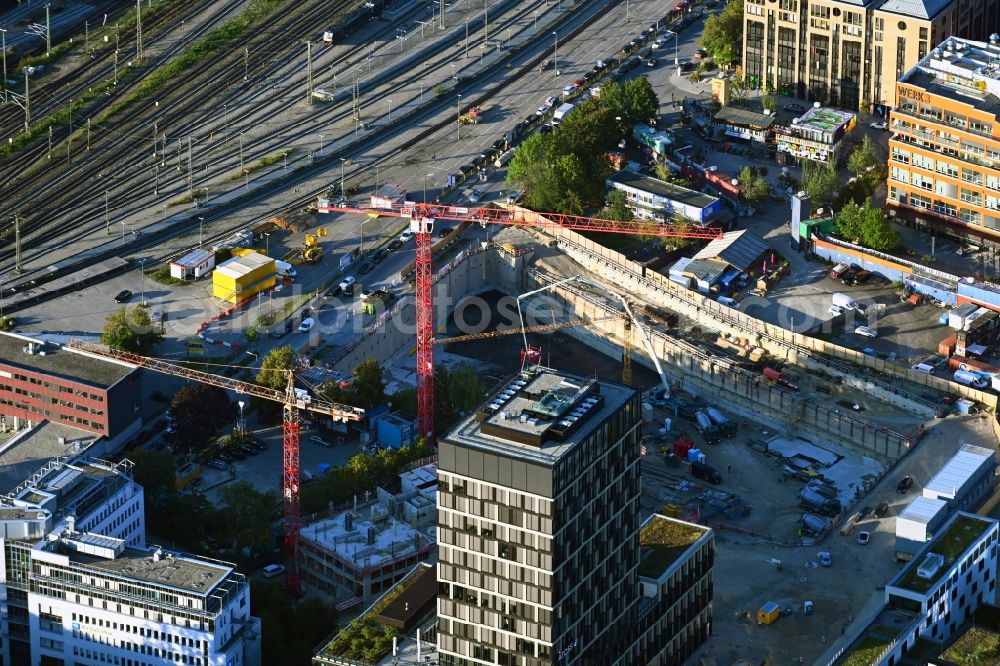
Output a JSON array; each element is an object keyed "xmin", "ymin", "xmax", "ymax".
[
  {"xmin": 374, "ymin": 563, "xmax": 437, "ymax": 631},
  {"xmin": 444, "ymin": 368, "xmax": 635, "ymax": 465},
  {"xmin": 897, "ymin": 496, "xmax": 948, "ymax": 525},
  {"xmin": 713, "ymin": 106, "xmax": 776, "ymax": 129},
  {"xmin": 0, "ymin": 332, "xmax": 136, "ymax": 388},
  {"xmin": 170, "ymin": 248, "xmax": 214, "ymax": 268},
  {"xmin": 0, "ymin": 422, "xmax": 99, "ymax": 496},
  {"xmin": 608, "ymin": 170, "xmax": 719, "ymax": 210},
  {"xmin": 891, "ymin": 513, "xmax": 997, "ymax": 594},
  {"xmin": 794, "ymin": 106, "xmax": 855, "ymax": 133},
  {"xmin": 924, "ymin": 444, "xmax": 994, "ymax": 500},
  {"xmin": 693, "ymin": 229, "xmax": 771, "ymax": 272},
  {"xmin": 68, "ymin": 543, "xmax": 232, "ymax": 595},
  {"xmin": 682, "ymin": 258, "xmax": 729, "ymax": 281},
  {"xmin": 838, "ymin": 607, "xmax": 920, "ymax": 666},
  {"xmin": 215, "ymin": 251, "xmax": 273, "ymax": 279},
  {"xmin": 638, "ymin": 515, "xmax": 710, "ymax": 579},
  {"xmin": 300, "ymin": 508, "xmax": 434, "ymax": 569}
]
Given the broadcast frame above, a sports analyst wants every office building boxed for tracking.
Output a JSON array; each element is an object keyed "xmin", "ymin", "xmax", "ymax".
[
  {"xmin": 436, "ymin": 367, "xmax": 642, "ymax": 665},
  {"xmin": 837, "ymin": 512, "xmax": 999, "ymax": 665},
  {"xmin": 742, "ymin": 0, "xmax": 1000, "ymax": 113},
  {"xmin": 0, "ymin": 332, "xmax": 142, "ymax": 446},
  {"xmin": 888, "ymin": 36, "xmax": 1000, "ymax": 241},
  {"xmin": 607, "ymin": 170, "xmax": 721, "ymax": 224},
  {"xmin": 0, "ymin": 457, "xmax": 260, "ymax": 666}
]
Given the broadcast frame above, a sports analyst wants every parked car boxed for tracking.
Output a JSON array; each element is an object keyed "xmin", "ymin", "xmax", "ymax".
[
  {"xmin": 207, "ymin": 460, "xmax": 227, "ymax": 470},
  {"xmin": 358, "ymin": 260, "xmax": 374, "ymax": 275},
  {"xmin": 298, "ymin": 318, "xmax": 315, "ymax": 333},
  {"xmin": 784, "ymin": 103, "xmax": 807, "ymax": 113},
  {"xmin": 535, "ymin": 106, "xmax": 548, "ymax": 116},
  {"xmin": 870, "ymin": 121, "xmax": 889, "ymax": 130},
  {"xmin": 852, "ymin": 270, "xmax": 874, "ymax": 285},
  {"xmin": 371, "ymin": 248, "xmax": 388, "ymax": 264},
  {"xmin": 874, "ymin": 502, "xmax": 889, "ymax": 518},
  {"xmin": 573, "ymin": 79, "xmax": 585, "ymax": 88},
  {"xmin": 896, "ymin": 475, "xmax": 914, "ymax": 493},
  {"xmin": 262, "ymin": 564, "xmax": 285, "ymax": 578},
  {"xmin": 387, "ymin": 238, "xmax": 403, "ymax": 251},
  {"xmin": 644, "ymin": 58, "xmax": 657, "ymax": 67},
  {"xmin": 857, "ymin": 531, "xmax": 871, "ymax": 545},
  {"xmin": 310, "ymin": 435, "xmax": 332, "ymax": 448},
  {"xmin": 652, "ymin": 37, "xmax": 668, "ymax": 49},
  {"xmin": 338, "ymin": 275, "xmax": 357, "ymax": 291},
  {"xmin": 857, "ymin": 506, "xmax": 872, "ymax": 521},
  {"xmin": 114, "ymin": 290, "xmax": 133, "ymax": 303},
  {"xmin": 469, "ymin": 189, "xmax": 485, "ymax": 203},
  {"xmin": 840, "ymin": 268, "xmax": 860, "ymax": 284},
  {"xmin": 854, "ymin": 326, "xmax": 877, "ymax": 338},
  {"xmin": 829, "ymin": 262, "xmax": 849, "ymax": 279},
  {"xmin": 544, "ymin": 95, "xmax": 559, "ymax": 108},
  {"xmin": 562, "ymin": 84, "xmax": 576, "ymax": 97}
]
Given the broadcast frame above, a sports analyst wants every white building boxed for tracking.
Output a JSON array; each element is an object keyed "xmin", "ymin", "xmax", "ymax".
[
  {"xmin": 606, "ymin": 170, "xmax": 721, "ymax": 224},
  {"xmin": 837, "ymin": 512, "xmax": 999, "ymax": 665},
  {"xmin": 0, "ymin": 458, "xmax": 261, "ymax": 666}
]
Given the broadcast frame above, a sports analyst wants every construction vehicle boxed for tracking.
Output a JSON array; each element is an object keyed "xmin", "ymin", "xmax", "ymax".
[
  {"xmin": 68, "ymin": 342, "xmax": 364, "ymax": 596},
  {"xmin": 459, "ymin": 105, "xmax": 490, "ymax": 124},
  {"xmin": 694, "ymin": 410, "xmax": 722, "ymax": 445},
  {"xmin": 303, "ymin": 228, "xmax": 327, "ymax": 264},
  {"xmin": 316, "ymin": 199, "xmax": 721, "ymax": 441},
  {"xmin": 706, "ymin": 406, "xmax": 737, "ymax": 438},
  {"xmin": 362, "ymin": 289, "xmax": 393, "ymax": 316}
]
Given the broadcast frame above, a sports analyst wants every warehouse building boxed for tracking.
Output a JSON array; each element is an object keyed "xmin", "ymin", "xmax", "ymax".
[
  {"xmin": 607, "ymin": 170, "xmax": 721, "ymax": 224},
  {"xmin": 0, "ymin": 332, "xmax": 141, "ymax": 447},
  {"xmin": 212, "ymin": 251, "xmax": 276, "ymax": 303}
]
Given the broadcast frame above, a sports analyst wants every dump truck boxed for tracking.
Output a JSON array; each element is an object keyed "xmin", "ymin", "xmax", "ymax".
[
  {"xmin": 362, "ymin": 289, "xmax": 393, "ymax": 316},
  {"xmin": 705, "ymin": 406, "xmax": 737, "ymax": 438}
]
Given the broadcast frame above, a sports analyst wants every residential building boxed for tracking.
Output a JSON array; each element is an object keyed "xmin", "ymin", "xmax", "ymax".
[
  {"xmin": 299, "ymin": 464, "xmax": 437, "ymax": 609},
  {"xmin": 607, "ymin": 170, "xmax": 721, "ymax": 223},
  {"xmin": 742, "ymin": 0, "xmax": 1000, "ymax": 112},
  {"xmin": 436, "ymin": 367, "xmax": 643, "ymax": 665},
  {"xmin": 887, "ymin": 36, "xmax": 1000, "ymax": 242},
  {"xmin": 0, "ymin": 332, "xmax": 142, "ymax": 447},
  {"xmin": 631, "ymin": 516, "xmax": 714, "ymax": 664},
  {"xmin": 773, "ymin": 106, "xmax": 856, "ymax": 164},
  {"xmin": 836, "ymin": 512, "xmax": 999, "ymax": 665}
]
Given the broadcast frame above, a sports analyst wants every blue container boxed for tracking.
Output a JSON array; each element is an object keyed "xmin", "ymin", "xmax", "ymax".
[{"xmin": 955, "ymin": 399, "xmax": 974, "ymax": 415}]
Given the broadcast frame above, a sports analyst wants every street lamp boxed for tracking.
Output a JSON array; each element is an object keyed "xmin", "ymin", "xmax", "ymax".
[
  {"xmin": 121, "ymin": 221, "xmax": 126, "ymax": 245},
  {"xmin": 553, "ymin": 32, "xmax": 559, "ymax": 75},
  {"xmin": 139, "ymin": 258, "xmax": 146, "ymax": 306},
  {"xmin": 319, "ymin": 134, "xmax": 324, "ymax": 156},
  {"xmin": 198, "ymin": 216, "xmax": 205, "ymax": 247},
  {"xmin": 237, "ymin": 400, "xmax": 245, "ymax": 437},
  {"xmin": 388, "ymin": 98, "xmax": 393, "ymax": 120},
  {"xmin": 533, "ymin": 10, "xmax": 538, "ymax": 29},
  {"xmin": 264, "ymin": 232, "xmax": 270, "ymax": 256},
  {"xmin": 340, "ymin": 157, "xmax": 346, "ymax": 196},
  {"xmin": 0, "ymin": 29, "xmax": 7, "ymax": 102},
  {"xmin": 457, "ymin": 93, "xmax": 462, "ymax": 140}
]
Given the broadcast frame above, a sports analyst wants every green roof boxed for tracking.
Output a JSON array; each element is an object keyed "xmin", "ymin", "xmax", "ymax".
[
  {"xmin": 895, "ymin": 514, "xmax": 992, "ymax": 594},
  {"xmin": 941, "ymin": 626, "xmax": 1000, "ymax": 665},
  {"xmin": 842, "ymin": 625, "xmax": 899, "ymax": 666},
  {"xmin": 637, "ymin": 516, "xmax": 708, "ymax": 579}
]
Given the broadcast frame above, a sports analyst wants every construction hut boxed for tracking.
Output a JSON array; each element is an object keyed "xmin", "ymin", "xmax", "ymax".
[
  {"xmin": 370, "ymin": 184, "xmax": 407, "ymax": 210},
  {"xmin": 169, "ymin": 249, "xmax": 215, "ymax": 281},
  {"xmin": 757, "ymin": 601, "xmax": 780, "ymax": 625},
  {"xmin": 212, "ymin": 251, "xmax": 276, "ymax": 303}
]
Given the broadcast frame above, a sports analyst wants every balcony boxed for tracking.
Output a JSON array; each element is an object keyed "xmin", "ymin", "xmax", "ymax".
[{"xmin": 894, "ymin": 106, "xmax": 997, "ymax": 141}]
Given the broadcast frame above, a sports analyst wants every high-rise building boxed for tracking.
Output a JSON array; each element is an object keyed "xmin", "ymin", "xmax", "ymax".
[
  {"xmin": 742, "ymin": 0, "xmax": 1000, "ymax": 112},
  {"xmin": 0, "ymin": 458, "xmax": 260, "ymax": 666},
  {"xmin": 435, "ymin": 367, "xmax": 642, "ymax": 666},
  {"xmin": 887, "ymin": 36, "xmax": 1000, "ymax": 241}
]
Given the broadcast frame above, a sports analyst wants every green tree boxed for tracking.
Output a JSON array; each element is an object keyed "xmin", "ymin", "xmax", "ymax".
[
  {"xmin": 728, "ymin": 75, "xmax": 751, "ymax": 107},
  {"xmin": 169, "ymin": 384, "xmax": 239, "ymax": 453},
  {"xmin": 701, "ymin": 0, "xmax": 743, "ymax": 67},
  {"xmin": 802, "ymin": 159, "xmax": 838, "ymax": 205},
  {"xmin": 847, "ymin": 135, "xmax": 878, "ymax": 176},
  {"xmin": 597, "ymin": 78, "xmax": 660, "ymax": 124},
  {"xmin": 837, "ymin": 199, "xmax": 899, "ymax": 250},
  {"xmin": 737, "ymin": 166, "xmax": 770, "ymax": 205},
  {"xmin": 352, "ymin": 358, "xmax": 386, "ymax": 409},
  {"xmin": 217, "ymin": 482, "xmax": 279, "ymax": 551},
  {"xmin": 761, "ymin": 92, "xmax": 777, "ymax": 112},
  {"xmin": 600, "ymin": 190, "xmax": 635, "ymax": 222},
  {"xmin": 127, "ymin": 449, "xmax": 175, "ymax": 507},
  {"xmin": 101, "ymin": 306, "xmax": 163, "ymax": 352},
  {"xmin": 257, "ymin": 345, "xmax": 295, "ymax": 390}
]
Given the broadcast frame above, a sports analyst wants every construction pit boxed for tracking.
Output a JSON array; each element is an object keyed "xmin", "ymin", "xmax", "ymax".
[{"xmin": 321, "ymin": 226, "xmax": 1000, "ymax": 664}]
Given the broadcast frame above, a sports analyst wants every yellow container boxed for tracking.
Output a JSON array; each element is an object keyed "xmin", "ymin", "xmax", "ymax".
[{"xmin": 212, "ymin": 251, "xmax": 276, "ymax": 303}]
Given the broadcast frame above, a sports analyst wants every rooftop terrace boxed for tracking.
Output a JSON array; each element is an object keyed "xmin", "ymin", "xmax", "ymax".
[{"xmin": 637, "ymin": 515, "xmax": 709, "ymax": 579}]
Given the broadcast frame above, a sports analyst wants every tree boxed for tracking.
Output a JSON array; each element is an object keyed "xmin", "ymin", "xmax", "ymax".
[
  {"xmin": 837, "ymin": 199, "xmax": 899, "ymax": 250},
  {"xmin": 737, "ymin": 166, "xmax": 770, "ymax": 206},
  {"xmin": 127, "ymin": 449, "xmax": 175, "ymax": 506},
  {"xmin": 558, "ymin": 98, "xmax": 617, "ymax": 154},
  {"xmin": 101, "ymin": 306, "xmax": 163, "ymax": 352},
  {"xmin": 600, "ymin": 190, "xmax": 635, "ymax": 222},
  {"xmin": 217, "ymin": 482, "xmax": 279, "ymax": 551},
  {"xmin": 257, "ymin": 345, "xmax": 295, "ymax": 390},
  {"xmin": 802, "ymin": 159, "xmax": 838, "ymax": 205},
  {"xmin": 729, "ymin": 75, "xmax": 751, "ymax": 107},
  {"xmin": 597, "ymin": 78, "xmax": 660, "ymax": 124},
  {"xmin": 701, "ymin": 0, "xmax": 743, "ymax": 67},
  {"xmin": 761, "ymin": 92, "xmax": 777, "ymax": 112},
  {"xmin": 168, "ymin": 384, "xmax": 239, "ymax": 453},
  {"xmin": 352, "ymin": 358, "xmax": 385, "ymax": 410},
  {"xmin": 847, "ymin": 135, "xmax": 878, "ymax": 176}
]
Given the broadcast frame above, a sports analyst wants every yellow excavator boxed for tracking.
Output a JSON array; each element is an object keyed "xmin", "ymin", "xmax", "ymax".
[{"xmin": 303, "ymin": 228, "xmax": 327, "ymax": 263}]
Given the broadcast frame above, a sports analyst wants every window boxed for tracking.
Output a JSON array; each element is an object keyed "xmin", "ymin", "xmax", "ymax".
[
  {"xmin": 892, "ymin": 147, "xmax": 910, "ymax": 164},
  {"xmin": 960, "ymin": 189, "xmax": 982, "ymax": 206},
  {"xmin": 910, "ymin": 193, "xmax": 932, "ymax": 210},
  {"xmin": 891, "ymin": 167, "xmax": 909, "ymax": 182},
  {"xmin": 962, "ymin": 168, "xmax": 983, "ymax": 186},
  {"xmin": 960, "ymin": 209, "xmax": 982, "ymax": 224},
  {"xmin": 936, "ymin": 160, "xmax": 958, "ymax": 178}
]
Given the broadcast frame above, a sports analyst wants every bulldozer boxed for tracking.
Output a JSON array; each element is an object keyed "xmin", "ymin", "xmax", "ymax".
[{"xmin": 302, "ymin": 228, "xmax": 327, "ymax": 264}]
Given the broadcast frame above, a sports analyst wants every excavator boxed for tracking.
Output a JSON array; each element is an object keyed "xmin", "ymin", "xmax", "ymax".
[{"xmin": 302, "ymin": 228, "xmax": 327, "ymax": 264}]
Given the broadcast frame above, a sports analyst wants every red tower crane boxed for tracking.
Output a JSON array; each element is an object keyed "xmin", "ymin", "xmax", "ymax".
[
  {"xmin": 69, "ymin": 343, "xmax": 364, "ymax": 595},
  {"xmin": 317, "ymin": 200, "xmax": 722, "ymax": 441}
]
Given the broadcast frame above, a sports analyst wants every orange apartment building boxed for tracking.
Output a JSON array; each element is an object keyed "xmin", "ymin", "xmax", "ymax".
[{"xmin": 887, "ymin": 36, "xmax": 1000, "ymax": 246}]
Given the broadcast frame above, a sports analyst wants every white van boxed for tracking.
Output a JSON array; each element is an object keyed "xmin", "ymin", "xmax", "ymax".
[
  {"xmin": 954, "ymin": 369, "xmax": 990, "ymax": 389},
  {"xmin": 298, "ymin": 317, "xmax": 315, "ymax": 333},
  {"xmin": 262, "ymin": 564, "xmax": 285, "ymax": 578},
  {"xmin": 910, "ymin": 363, "xmax": 935, "ymax": 375}
]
